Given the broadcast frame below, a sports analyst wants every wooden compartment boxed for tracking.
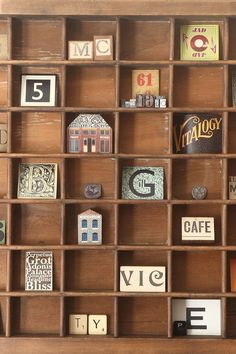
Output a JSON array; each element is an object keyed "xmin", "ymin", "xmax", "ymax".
[
  {"xmin": 120, "ymin": 65, "xmax": 169, "ymax": 102},
  {"xmin": 228, "ymin": 65, "xmax": 236, "ymax": 107},
  {"xmin": 12, "ymin": 18, "xmax": 63, "ymax": 60},
  {"xmin": 12, "ymin": 203, "xmax": 61, "ymax": 245},
  {"xmin": 0, "ymin": 297, "xmax": 7, "ymax": 336},
  {"xmin": 173, "ymin": 66, "xmax": 224, "ymax": 108},
  {"xmin": 172, "ymin": 251, "xmax": 222, "ymax": 293},
  {"xmin": 66, "ymin": 66, "xmax": 116, "ymax": 108},
  {"xmin": 228, "ymin": 19, "xmax": 236, "ymax": 60},
  {"xmin": 120, "ymin": 19, "xmax": 170, "ymax": 61},
  {"xmin": 0, "ymin": 158, "xmax": 8, "ymax": 199},
  {"xmin": 65, "ymin": 158, "xmax": 115, "ymax": 199},
  {"xmin": 172, "ymin": 204, "xmax": 222, "ymax": 245},
  {"xmin": 118, "ymin": 204, "xmax": 168, "ymax": 245},
  {"xmin": 172, "ymin": 158, "xmax": 223, "ymax": 200},
  {"xmin": 228, "ymin": 113, "xmax": 236, "ymax": 152},
  {"xmin": 12, "ymin": 112, "xmax": 61, "ymax": 153},
  {"xmin": 11, "ymin": 297, "xmax": 60, "ymax": 335},
  {"xmin": 65, "ymin": 203, "xmax": 115, "ymax": 245},
  {"xmin": 227, "ymin": 206, "xmax": 236, "ymax": 245},
  {"xmin": 12, "ymin": 65, "xmax": 63, "ymax": 107},
  {"xmin": 64, "ymin": 296, "xmax": 114, "ymax": 335},
  {"xmin": 174, "ymin": 19, "xmax": 224, "ymax": 60},
  {"xmin": 119, "ymin": 158, "xmax": 169, "ymax": 199},
  {"xmin": 64, "ymin": 250, "xmax": 114, "ymax": 291},
  {"xmin": 65, "ymin": 112, "xmax": 115, "ymax": 153},
  {"xmin": 0, "ymin": 66, "xmax": 8, "ymax": 107},
  {"xmin": 119, "ymin": 112, "xmax": 169, "ymax": 155},
  {"xmin": 11, "ymin": 250, "xmax": 61, "ymax": 291},
  {"xmin": 226, "ymin": 298, "xmax": 236, "ymax": 338},
  {"xmin": 0, "ymin": 251, "xmax": 7, "ymax": 291},
  {"xmin": 227, "ymin": 251, "xmax": 236, "ymax": 292},
  {"xmin": 0, "ymin": 204, "xmax": 7, "ymax": 225},
  {"xmin": 66, "ymin": 18, "xmax": 117, "ymax": 59},
  {"xmin": 119, "ymin": 297, "xmax": 168, "ymax": 336}
]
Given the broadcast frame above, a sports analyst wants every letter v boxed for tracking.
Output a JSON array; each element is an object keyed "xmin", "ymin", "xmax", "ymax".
[{"xmin": 120, "ymin": 270, "xmax": 133, "ymax": 286}]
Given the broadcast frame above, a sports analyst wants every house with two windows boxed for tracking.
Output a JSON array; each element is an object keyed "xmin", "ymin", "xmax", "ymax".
[
  {"xmin": 68, "ymin": 113, "xmax": 112, "ymax": 153},
  {"xmin": 78, "ymin": 209, "xmax": 102, "ymax": 245}
]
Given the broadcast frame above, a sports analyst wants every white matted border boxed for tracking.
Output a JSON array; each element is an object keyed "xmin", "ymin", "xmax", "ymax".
[{"xmin": 20, "ymin": 74, "xmax": 57, "ymax": 107}]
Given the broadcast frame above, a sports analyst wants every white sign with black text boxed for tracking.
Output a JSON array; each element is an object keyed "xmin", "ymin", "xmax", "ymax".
[
  {"xmin": 172, "ymin": 299, "xmax": 221, "ymax": 336},
  {"xmin": 181, "ymin": 217, "xmax": 215, "ymax": 241},
  {"xmin": 120, "ymin": 266, "xmax": 166, "ymax": 292}
]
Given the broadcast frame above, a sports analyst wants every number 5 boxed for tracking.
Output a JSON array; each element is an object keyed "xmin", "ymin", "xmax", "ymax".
[{"xmin": 32, "ymin": 82, "xmax": 43, "ymax": 100}]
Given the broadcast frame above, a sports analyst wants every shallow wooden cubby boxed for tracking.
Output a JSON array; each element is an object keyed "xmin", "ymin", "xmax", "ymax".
[
  {"xmin": 64, "ymin": 250, "xmax": 115, "ymax": 291},
  {"xmin": 65, "ymin": 203, "xmax": 115, "ymax": 245},
  {"xmin": 172, "ymin": 204, "xmax": 222, "ymax": 245},
  {"xmin": 173, "ymin": 65, "xmax": 224, "ymax": 108},
  {"xmin": 11, "ymin": 112, "xmax": 62, "ymax": 154},
  {"xmin": 120, "ymin": 18, "xmax": 171, "ymax": 61},
  {"xmin": 0, "ymin": 2, "xmax": 236, "ymax": 353},
  {"xmin": 118, "ymin": 296, "xmax": 168, "ymax": 337},
  {"xmin": 64, "ymin": 296, "xmax": 115, "ymax": 336},
  {"xmin": 119, "ymin": 112, "xmax": 169, "ymax": 155},
  {"xmin": 12, "ymin": 18, "xmax": 64, "ymax": 60},
  {"xmin": 12, "ymin": 203, "xmax": 61, "ymax": 245},
  {"xmin": 65, "ymin": 157, "xmax": 116, "ymax": 199},
  {"xmin": 118, "ymin": 203, "xmax": 168, "ymax": 245},
  {"xmin": 11, "ymin": 296, "xmax": 61, "ymax": 336},
  {"xmin": 172, "ymin": 251, "xmax": 222, "ymax": 293},
  {"xmin": 66, "ymin": 66, "xmax": 116, "ymax": 108},
  {"xmin": 172, "ymin": 158, "xmax": 223, "ymax": 200}
]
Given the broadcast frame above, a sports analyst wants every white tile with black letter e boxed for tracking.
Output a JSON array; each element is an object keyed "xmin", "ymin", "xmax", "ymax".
[{"xmin": 172, "ymin": 299, "xmax": 221, "ymax": 336}]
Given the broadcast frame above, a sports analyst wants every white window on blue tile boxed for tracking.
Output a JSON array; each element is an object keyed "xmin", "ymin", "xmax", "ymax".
[
  {"xmin": 82, "ymin": 232, "xmax": 88, "ymax": 241},
  {"xmin": 92, "ymin": 232, "xmax": 98, "ymax": 241},
  {"xmin": 81, "ymin": 219, "xmax": 87, "ymax": 228},
  {"xmin": 92, "ymin": 219, "xmax": 98, "ymax": 228}
]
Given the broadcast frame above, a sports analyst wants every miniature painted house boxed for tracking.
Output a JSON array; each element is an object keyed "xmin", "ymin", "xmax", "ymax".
[
  {"xmin": 78, "ymin": 209, "xmax": 102, "ymax": 245},
  {"xmin": 68, "ymin": 113, "xmax": 112, "ymax": 153}
]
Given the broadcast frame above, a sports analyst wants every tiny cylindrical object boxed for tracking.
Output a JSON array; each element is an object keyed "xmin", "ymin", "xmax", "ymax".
[{"xmin": 136, "ymin": 94, "xmax": 144, "ymax": 108}]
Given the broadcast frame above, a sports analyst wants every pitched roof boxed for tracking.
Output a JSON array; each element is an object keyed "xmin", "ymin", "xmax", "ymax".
[
  {"xmin": 69, "ymin": 114, "xmax": 111, "ymax": 128},
  {"xmin": 78, "ymin": 209, "xmax": 101, "ymax": 217}
]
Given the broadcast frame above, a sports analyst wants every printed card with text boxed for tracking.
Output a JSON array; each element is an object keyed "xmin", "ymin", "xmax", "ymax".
[{"xmin": 132, "ymin": 70, "xmax": 159, "ymax": 98}]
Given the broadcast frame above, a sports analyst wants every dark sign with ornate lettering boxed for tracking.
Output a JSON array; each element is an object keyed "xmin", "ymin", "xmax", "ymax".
[{"xmin": 173, "ymin": 113, "xmax": 222, "ymax": 154}]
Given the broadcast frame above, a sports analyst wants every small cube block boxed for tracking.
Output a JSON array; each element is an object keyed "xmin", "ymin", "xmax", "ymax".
[
  {"xmin": 69, "ymin": 314, "xmax": 88, "ymax": 335},
  {"xmin": 160, "ymin": 97, "xmax": 167, "ymax": 108},
  {"xmin": 84, "ymin": 184, "xmax": 102, "ymax": 199},
  {"xmin": 173, "ymin": 321, "xmax": 187, "ymax": 336},
  {"xmin": 129, "ymin": 99, "xmax": 136, "ymax": 108},
  {"xmin": 68, "ymin": 41, "xmax": 93, "ymax": 60},
  {"xmin": 94, "ymin": 35, "xmax": 113, "ymax": 60},
  {"xmin": 88, "ymin": 315, "xmax": 107, "ymax": 335}
]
